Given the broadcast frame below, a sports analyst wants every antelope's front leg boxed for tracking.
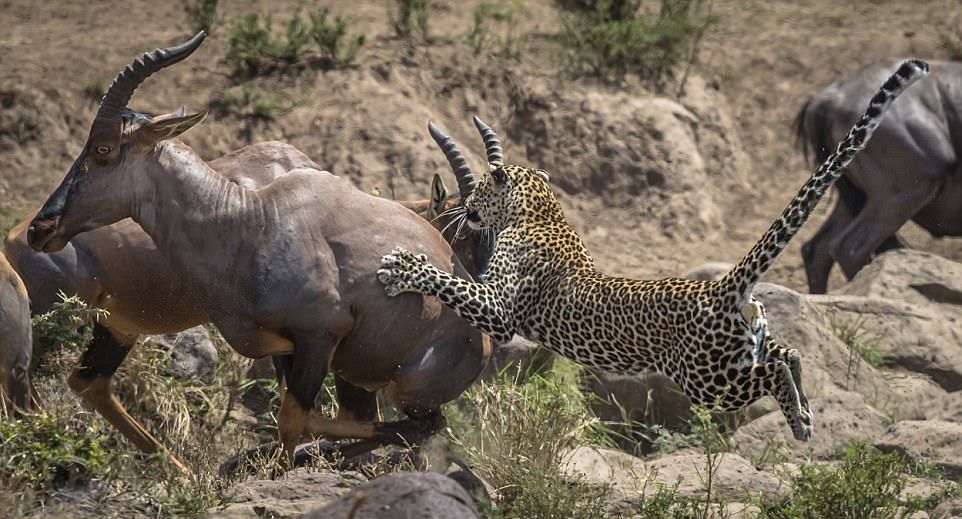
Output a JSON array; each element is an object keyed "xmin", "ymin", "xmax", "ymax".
[{"xmin": 378, "ymin": 246, "xmax": 515, "ymax": 343}]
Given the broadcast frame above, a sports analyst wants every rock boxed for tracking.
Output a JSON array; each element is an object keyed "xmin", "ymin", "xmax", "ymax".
[
  {"xmin": 934, "ymin": 497, "xmax": 962, "ymax": 518},
  {"xmin": 683, "ymin": 261, "xmax": 734, "ymax": 281},
  {"xmin": 923, "ymin": 391, "xmax": 962, "ymax": 423},
  {"xmin": 732, "ymin": 391, "xmax": 891, "ymax": 461},
  {"xmin": 874, "ymin": 421, "xmax": 962, "ymax": 480},
  {"xmin": 752, "ymin": 283, "xmax": 910, "ymax": 414},
  {"xmin": 837, "ymin": 249, "xmax": 962, "ymax": 307},
  {"xmin": 808, "ymin": 294, "xmax": 962, "ymax": 391},
  {"xmin": 478, "ymin": 335, "xmax": 555, "ymax": 382},
  {"xmin": 563, "ymin": 446, "xmax": 787, "ymax": 507},
  {"xmin": 206, "ymin": 469, "xmax": 366, "ymax": 519},
  {"xmin": 303, "ymin": 472, "xmax": 481, "ymax": 519},
  {"xmin": 154, "ymin": 325, "xmax": 218, "ymax": 384}
]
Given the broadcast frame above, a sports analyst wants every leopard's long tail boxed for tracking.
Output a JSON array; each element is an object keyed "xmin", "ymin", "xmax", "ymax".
[{"xmin": 720, "ymin": 59, "xmax": 929, "ymax": 302}]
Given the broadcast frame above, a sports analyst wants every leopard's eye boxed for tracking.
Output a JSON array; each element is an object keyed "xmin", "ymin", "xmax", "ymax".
[{"xmin": 492, "ymin": 168, "xmax": 507, "ymax": 185}]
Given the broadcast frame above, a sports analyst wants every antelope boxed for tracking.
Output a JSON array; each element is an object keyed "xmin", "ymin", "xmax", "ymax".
[
  {"xmin": 0, "ymin": 252, "xmax": 31, "ymax": 413},
  {"xmin": 26, "ymin": 31, "xmax": 492, "ymax": 469},
  {"xmin": 795, "ymin": 59, "xmax": 962, "ymax": 293}
]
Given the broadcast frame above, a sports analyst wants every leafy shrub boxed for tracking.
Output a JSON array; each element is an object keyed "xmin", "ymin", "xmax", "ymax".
[
  {"xmin": 183, "ymin": 0, "xmax": 220, "ymax": 35},
  {"xmin": 553, "ymin": 0, "xmax": 718, "ymax": 79},
  {"xmin": 218, "ymin": 86, "xmax": 285, "ymax": 120},
  {"xmin": 227, "ymin": 9, "xmax": 364, "ymax": 76},
  {"xmin": 0, "ymin": 207, "xmax": 19, "ymax": 238},
  {"xmin": 227, "ymin": 13, "xmax": 281, "ymax": 76},
  {"xmin": 0, "ymin": 413, "xmax": 109, "ymax": 491},
  {"xmin": 467, "ymin": 1, "xmax": 526, "ymax": 59},
  {"xmin": 309, "ymin": 8, "xmax": 366, "ymax": 64},
  {"xmin": 81, "ymin": 79, "xmax": 105, "ymax": 102},
  {"xmin": 31, "ymin": 292, "xmax": 107, "ymax": 375},
  {"xmin": 760, "ymin": 443, "xmax": 911, "ymax": 518},
  {"xmin": 391, "ymin": 0, "xmax": 429, "ymax": 40},
  {"xmin": 446, "ymin": 364, "xmax": 612, "ymax": 519}
]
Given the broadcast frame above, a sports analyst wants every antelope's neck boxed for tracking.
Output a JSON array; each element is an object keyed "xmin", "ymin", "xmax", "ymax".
[{"xmin": 131, "ymin": 142, "xmax": 271, "ymax": 285}]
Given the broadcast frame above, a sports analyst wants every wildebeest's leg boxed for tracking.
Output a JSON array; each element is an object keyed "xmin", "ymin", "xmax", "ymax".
[
  {"xmin": 334, "ymin": 376, "xmax": 379, "ymax": 422},
  {"xmin": 802, "ymin": 194, "xmax": 856, "ymax": 294},
  {"xmin": 69, "ymin": 323, "xmax": 190, "ymax": 474},
  {"xmin": 832, "ymin": 181, "xmax": 939, "ymax": 280}
]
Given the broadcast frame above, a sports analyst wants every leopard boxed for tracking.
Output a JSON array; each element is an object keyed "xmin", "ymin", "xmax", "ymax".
[{"xmin": 378, "ymin": 60, "xmax": 928, "ymax": 441}]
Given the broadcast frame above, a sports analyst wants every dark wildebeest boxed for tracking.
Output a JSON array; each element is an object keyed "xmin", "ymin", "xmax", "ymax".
[{"xmin": 796, "ymin": 59, "xmax": 962, "ymax": 293}]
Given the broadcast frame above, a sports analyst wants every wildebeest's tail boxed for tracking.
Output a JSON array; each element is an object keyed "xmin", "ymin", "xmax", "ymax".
[{"xmin": 721, "ymin": 59, "xmax": 929, "ymax": 302}]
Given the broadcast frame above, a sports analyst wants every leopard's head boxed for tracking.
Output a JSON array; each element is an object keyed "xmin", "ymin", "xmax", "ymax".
[
  {"xmin": 427, "ymin": 116, "xmax": 564, "ymax": 233},
  {"xmin": 463, "ymin": 163, "xmax": 558, "ymax": 231}
]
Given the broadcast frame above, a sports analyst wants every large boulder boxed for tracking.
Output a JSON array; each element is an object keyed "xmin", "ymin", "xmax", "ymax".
[
  {"xmin": 206, "ymin": 470, "xmax": 366, "ymax": 519},
  {"xmin": 874, "ymin": 421, "xmax": 962, "ymax": 480},
  {"xmin": 303, "ymin": 472, "xmax": 481, "ymax": 519},
  {"xmin": 752, "ymin": 283, "xmax": 914, "ymax": 415},
  {"xmin": 809, "ymin": 294, "xmax": 962, "ymax": 391},
  {"xmin": 837, "ymin": 249, "xmax": 962, "ymax": 307},
  {"xmin": 822, "ymin": 250, "xmax": 962, "ymax": 391}
]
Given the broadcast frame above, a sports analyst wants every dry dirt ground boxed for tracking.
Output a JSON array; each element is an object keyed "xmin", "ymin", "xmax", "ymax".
[{"xmin": 2, "ymin": 0, "xmax": 960, "ymax": 293}]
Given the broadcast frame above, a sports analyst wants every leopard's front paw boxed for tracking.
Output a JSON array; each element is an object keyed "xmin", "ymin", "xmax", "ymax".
[{"xmin": 377, "ymin": 247, "xmax": 430, "ymax": 297}]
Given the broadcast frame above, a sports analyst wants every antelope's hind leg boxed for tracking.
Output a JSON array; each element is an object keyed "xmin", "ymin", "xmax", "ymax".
[{"xmin": 70, "ymin": 323, "xmax": 191, "ymax": 474}]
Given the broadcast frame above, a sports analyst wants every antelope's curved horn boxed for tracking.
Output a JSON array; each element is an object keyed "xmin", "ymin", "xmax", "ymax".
[
  {"xmin": 472, "ymin": 115, "xmax": 503, "ymax": 166},
  {"xmin": 428, "ymin": 122, "xmax": 476, "ymax": 199},
  {"xmin": 95, "ymin": 31, "xmax": 207, "ymax": 124}
]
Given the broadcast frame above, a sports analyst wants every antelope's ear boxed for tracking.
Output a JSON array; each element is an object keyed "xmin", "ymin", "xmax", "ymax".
[
  {"xmin": 428, "ymin": 174, "xmax": 448, "ymax": 220},
  {"xmin": 536, "ymin": 169, "xmax": 549, "ymax": 182},
  {"xmin": 131, "ymin": 109, "xmax": 207, "ymax": 147}
]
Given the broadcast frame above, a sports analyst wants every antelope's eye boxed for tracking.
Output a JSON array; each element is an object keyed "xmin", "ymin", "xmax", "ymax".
[{"xmin": 95, "ymin": 145, "xmax": 111, "ymax": 155}]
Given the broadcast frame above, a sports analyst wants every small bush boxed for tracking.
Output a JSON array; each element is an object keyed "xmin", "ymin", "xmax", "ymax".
[
  {"xmin": 218, "ymin": 86, "xmax": 285, "ymax": 120},
  {"xmin": 940, "ymin": 21, "xmax": 962, "ymax": 60},
  {"xmin": 832, "ymin": 316, "xmax": 886, "ymax": 389},
  {"xmin": 31, "ymin": 292, "xmax": 107, "ymax": 376},
  {"xmin": 446, "ymin": 364, "xmax": 613, "ymax": 519},
  {"xmin": 391, "ymin": 0, "xmax": 429, "ymax": 40},
  {"xmin": 0, "ymin": 208, "xmax": 20, "ymax": 238},
  {"xmin": 553, "ymin": 0, "xmax": 718, "ymax": 79},
  {"xmin": 760, "ymin": 443, "xmax": 910, "ymax": 518},
  {"xmin": 81, "ymin": 79, "xmax": 105, "ymax": 102},
  {"xmin": 183, "ymin": 0, "xmax": 220, "ymax": 35},
  {"xmin": 467, "ymin": 1, "xmax": 527, "ymax": 59},
  {"xmin": 227, "ymin": 9, "xmax": 364, "ymax": 76},
  {"xmin": 0, "ymin": 413, "xmax": 109, "ymax": 491},
  {"xmin": 309, "ymin": 8, "xmax": 366, "ymax": 64},
  {"xmin": 227, "ymin": 13, "xmax": 281, "ymax": 76}
]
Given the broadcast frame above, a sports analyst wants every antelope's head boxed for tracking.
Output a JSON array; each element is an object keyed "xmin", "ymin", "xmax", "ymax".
[{"xmin": 28, "ymin": 32, "xmax": 208, "ymax": 253}]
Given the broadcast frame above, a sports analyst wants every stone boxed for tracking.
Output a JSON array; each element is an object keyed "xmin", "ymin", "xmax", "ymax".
[
  {"xmin": 303, "ymin": 472, "xmax": 481, "ymax": 519},
  {"xmin": 874, "ymin": 421, "xmax": 962, "ymax": 480},
  {"xmin": 154, "ymin": 325, "xmax": 218, "ymax": 384}
]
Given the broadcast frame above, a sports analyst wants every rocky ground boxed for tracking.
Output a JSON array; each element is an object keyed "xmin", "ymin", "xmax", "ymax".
[{"xmin": 2, "ymin": 0, "xmax": 962, "ymax": 517}]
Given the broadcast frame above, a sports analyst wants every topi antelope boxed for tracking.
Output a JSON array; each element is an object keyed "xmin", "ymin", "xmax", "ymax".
[
  {"xmin": 5, "ymin": 141, "xmax": 488, "ymax": 470},
  {"xmin": 27, "ymin": 31, "xmax": 492, "ymax": 469},
  {"xmin": 0, "ymin": 252, "xmax": 31, "ymax": 414}
]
